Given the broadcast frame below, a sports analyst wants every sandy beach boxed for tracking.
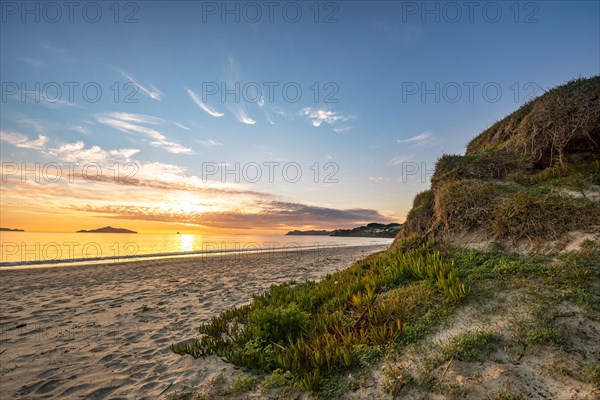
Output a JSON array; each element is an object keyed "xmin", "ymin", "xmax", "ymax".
[{"xmin": 0, "ymin": 245, "xmax": 387, "ymax": 399}]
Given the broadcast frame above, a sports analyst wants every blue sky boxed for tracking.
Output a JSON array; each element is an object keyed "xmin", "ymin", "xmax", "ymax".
[{"xmin": 1, "ymin": 1, "xmax": 599, "ymax": 233}]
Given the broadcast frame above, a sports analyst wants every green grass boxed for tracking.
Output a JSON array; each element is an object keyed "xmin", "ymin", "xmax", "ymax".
[
  {"xmin": 225, "ymin": 375, "xmax": 256, "ymax": 394},
  {"xmin": 440, "ymin": 329, "xmax": 499, "ymax": 361},
  {"xmin": 261, "ymin": 368, "xmax": 294, "ymax": 389}
]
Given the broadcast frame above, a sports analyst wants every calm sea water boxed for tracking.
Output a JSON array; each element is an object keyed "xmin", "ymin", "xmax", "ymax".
[{"xmin": 0, "ymin": 232, "xmax": 392, "ymax": 268}]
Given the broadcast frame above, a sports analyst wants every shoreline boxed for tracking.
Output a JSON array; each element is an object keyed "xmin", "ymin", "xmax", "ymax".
[
  {"xmin": 0, "ymin": 244, "xmax": 387, "ymax": 399},
  {"xmin": 0, "ymin": 242, "xmax": 387, "ymax": 270}
]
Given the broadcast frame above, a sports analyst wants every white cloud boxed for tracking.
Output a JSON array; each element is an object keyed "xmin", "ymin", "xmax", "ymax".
[
  {"xmin": 172, "ymin": 121, "xmax": 191, "ymax": 130},
  {"xmin": 106, "ymin": 112, "xmax": 163, "ymax": 125},
  {"xmin": 369, "ymin": 176, "xmax": 390, "ymax": 183},
  {"xmin": 222, "ymin": 56, "xmax": 258, "ymax": 126},
  {"xmin": 110, "ymin": 148, "xmax": 140, "ymax": 159},
  {"xmin": 0, "ymin": 131, "xmax": 48, "ymax": 149},
  {"xmin": 197, "ymin": 139, "xmax": 223, "ymax": 147},
  {"xmin": 237, "ymin": 112, "xmax": 256, "ymax": 125},
  {"xmin": 50, "ymin": 141, "xmax": 140, "ymax": 163},
  {"xmin": 96, "ymin": 112, "xmax": 192, "ymax": 154},
  {"xmin": 396, "ymin": 131, "xmax": 432, "ymax": 144},
  {"xmin": 118, "ymin": 70, "xmax": 163, "ymax": 101},
  {"xmin": 302, "ymin": 108, "xmax": 354, "ymax": 128},
  {"xmin": 186, "ymin": 88, "xmax": 224, "ymax": 118}
]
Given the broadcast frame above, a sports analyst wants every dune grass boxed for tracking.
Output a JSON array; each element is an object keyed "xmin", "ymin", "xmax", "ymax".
[{"xmin": 171, "ymin": 241, "xmax": 469, "ymax": 391}]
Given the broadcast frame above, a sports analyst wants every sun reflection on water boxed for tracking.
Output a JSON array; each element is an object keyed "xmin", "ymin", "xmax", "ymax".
[{"xmin": 179, "ymin": 234, "xmax": 195, "ymax": 252}]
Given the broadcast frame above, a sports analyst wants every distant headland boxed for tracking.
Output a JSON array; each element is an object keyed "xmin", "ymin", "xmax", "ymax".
[
  {"xmin": 287, "ymin": 223, "xmax": 401, "ymax": 238},
  {"xmin": 76, "ymin": 226, "xmax": 137, "ymax": 234},
  {"xmin": 0, "ymin": 227, "xmax": 25, "ymax": 232}
]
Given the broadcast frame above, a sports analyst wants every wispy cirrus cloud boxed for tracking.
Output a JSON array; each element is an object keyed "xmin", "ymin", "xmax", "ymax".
[
  {"xmin": 223, "ymin": 56, "xmax": 258, "ymax": 125},
  {"xmin": 237, "ymin": 113, "xmax": 256, "ymax": 125},
  {"xmin": 396, "ymin": 131, "xmax": 440, "ymax": 147},
  {"xmin": 96, "ymin": 112, "xmax": 192, "ymax": 154},
  {"xmin": 0, "ymin": 131, "xmax": 48, "ymax": 149},
  {"xmin": 186, "ymin": 88, "xmax": 225, "ymax": 118},
  {"xmin": 197, "ymin": 139, "xmax": 223, "ymax": 147},
  {"xmin": 118, "ymin": 70, "xmax": 163, "ymax": 101},
  {"xmin": 172, "ymin": 121, "xmax": 191, "ymax": 130},
  {"xmin": 396, "ymin": 131, "xmax": 431, "ymax": 143}
]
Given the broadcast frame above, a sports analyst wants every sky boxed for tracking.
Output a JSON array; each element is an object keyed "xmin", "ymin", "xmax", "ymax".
[{"xmin": 0, "ymin": 0, "xmax": 598, "ymax": 234}]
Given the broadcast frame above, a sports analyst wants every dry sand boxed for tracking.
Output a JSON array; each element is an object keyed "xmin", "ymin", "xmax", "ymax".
[{"xmin": 0, "ymin": 245, "xmax": 387, "ymax": 399}]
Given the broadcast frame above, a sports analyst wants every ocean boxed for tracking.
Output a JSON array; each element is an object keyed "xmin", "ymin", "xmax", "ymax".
[{"xmin": 0, "ymin": 232, "xmax": 392, "ymax": 268}]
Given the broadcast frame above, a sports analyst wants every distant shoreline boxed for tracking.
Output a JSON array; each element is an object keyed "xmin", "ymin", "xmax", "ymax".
[{"xmin": 287, "ymin": 222, "xmax": 401, "ymax": 238}]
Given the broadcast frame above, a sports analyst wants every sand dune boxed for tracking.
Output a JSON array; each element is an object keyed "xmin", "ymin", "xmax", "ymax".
[{"xmin": 0, "ymin": 245, "xmax": 386, "ymax": 399}]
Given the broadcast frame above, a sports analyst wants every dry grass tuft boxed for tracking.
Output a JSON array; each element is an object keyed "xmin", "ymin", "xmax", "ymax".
[{"xmin": 434, "ymin": 180, "xmax": 501, "ymax": 233}]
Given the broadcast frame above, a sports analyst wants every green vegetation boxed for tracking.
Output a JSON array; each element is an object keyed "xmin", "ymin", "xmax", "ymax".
[
  {"xmin": 171, "ymin": 242, "xmax": 469, "ymax": 391},
  {"xmin": 431, "ymin": 150, "xmax": 516, "ymax": 189},
  {"xmin": 491, "ymin": 190, "xmax": 599, "ymax": 241},
  {"xmin": 398, "ymin": 189, "xmax": 434, "ymax": 239},
  {"xmin": 405, "ymin": 169, "xmax": 600, "ymax": 243},
  {"xmin": 440, "ymin": 329, "xmax": 498, "ymax": 361},
  {"xmin": 224, "ymin": 375, "xmax": 257, "ymax": 394},
  {"xmin": 380, "ymin": 240, "xmax": 599, "ymax": 398},
  {"xmin": 261, "ymin": 368, "xmax": 294, "ymax": 389},
  {"xmin": 434, "ymin": 180, "xmax": 500, "ymax": 233}
]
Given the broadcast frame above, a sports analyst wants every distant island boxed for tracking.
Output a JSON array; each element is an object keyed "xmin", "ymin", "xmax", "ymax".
[
  {"xmin": 76, "ymin": 226, "xmax": 137, "ymax": 234},
  {"xmin": 0, "ymin": 227, "xmax": 25, "ymax": 232},
  {"xmin": 287, "ymin": 223, "xmax": 401, "ymax": 238}
]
